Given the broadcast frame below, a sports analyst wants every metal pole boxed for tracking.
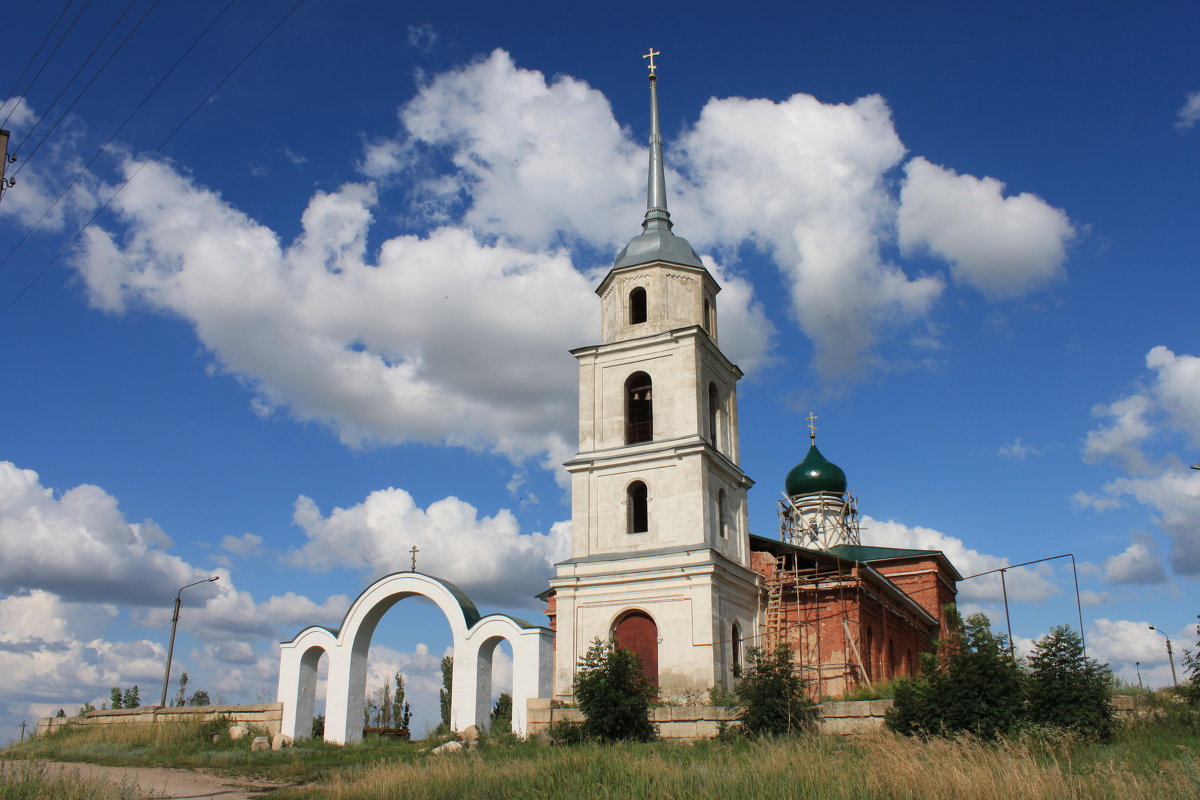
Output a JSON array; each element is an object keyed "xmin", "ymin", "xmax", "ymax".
[
  {"xmin": 1149, "ymin": 626, "xmax": 1179, "ymax": 688},
  {"xmin": 159, "ymin": 577, "xmax": 219, "ymax": 707},
  {"xmin": 1069, "ymin": 554, "xmax": 1086, "ymax": 658},
  {"xmin": 159, "ymin": 595, "xmax": 182, "ymax": 707},
  {"xmin": 1166, "ymin": 638, "xmax": 1178, "ymax": 688},
  {"xmin": 1135, "ymin": 661, "xmax": 1143, "ymax": 689},
  {"xmin": 999, "ymin": 568, "xmax": 1014, "ymax": 659}
]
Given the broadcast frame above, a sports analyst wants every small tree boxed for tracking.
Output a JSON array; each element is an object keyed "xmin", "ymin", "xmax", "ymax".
[
  {"xmin": 735, "ymin": 644, "xmax": 816, "ymax": 736},
  {"xmin": 123, "ymin": 686, "xmax": 140, "ymax": 709},
  {"xmin": 574, "ymin": 638, "xmax": 655, "ymax": 742},
  {"xmin": 55, "ymin": 709, "xmax": 66, "ymax": 718},
  {"xmin": 435, "ymin": 656, "xmax": 454, "ymax": 734},
  {"xmin": 110, "ymin": 687, "xmax": 124, "ymax": 709},
  {"xmin": 887, "ymin": 609, "xmax": 1025, "ymax": 739},
  {"xmin": 1182, "ymin": 615, "xmax": 1200, "ymax": 704},
  {"xmin": 392, "ymin": 672, "xmax": 412, "ymax": 731},
  {"xmin": 1026, "ymin": 625, "xmax": 1115, "ymax": 740},
  {"xmin": 490, "ymin": 692, "xmax": 513, "ymax": 733},
  {"xmin": 76, "ymin": 702, "xmax": 96, "ymax": 716},
  {"xmin": 188, "ymin": 690, "xmax": 211, "ymax": 707},
  {"xmin": 174, "ymin": 672, "xmax": 189, "ymax": 707}
]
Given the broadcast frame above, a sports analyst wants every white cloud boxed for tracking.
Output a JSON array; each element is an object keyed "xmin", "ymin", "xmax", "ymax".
[
  {"xmin": 1083, "ymin": 347, "xmax": 1200, "ymax": 472},
  {"xmin": 1087, "ymin": 618, "xmax": 1187, "ymax": 686},
  {"xmin": 0, "ymin": 98, "xmax": 101, "ymax": 232},
  {"xmin": 258, "ymin": 591, "xmax": 352, "ymax": 628},
  {"xmin": 898, "ymin": 158, "xmax": 1073, "ymax": 298},
  {"xmin": 285, "ymin": 487, "xmax": 569, "ymax": 610},
  {"xmin": 221, "ymin": 533, "xmax": 263, "ymax": 556},
  {"xmin": 679, "ymin": 92, "xmax": 943, "ymax": 375},
  {"xmin": 1102, "ymin": 531, "xmax": 1168, "ymax": 585},
  {"xmin": 0, "ymin": 461, "xmax": 213, "ymax": 605},
  {"xmin": 997, "ymin": 437, "xmax": 1041, "ymax": 459},
  {"xmin": 863, "ymin": 516, "xmax": 1058, "ymax": 602},
  {"xmin": 1080, "ymin": 347, "xmax": 1200, "ymax": 573},
  {"xmin": 1078, "ymin": 590, "xmax": 1111, "ymax": 607},
  {"xmin": 390, "ymin": 49, "xmax": 640, "ymax": 251},
  {"xmin": 1175, "ymin": 91, "xmax": 1200, "ymax": 131}
]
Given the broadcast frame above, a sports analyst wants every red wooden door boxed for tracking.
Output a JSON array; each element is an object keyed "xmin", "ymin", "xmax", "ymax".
[{"xmin": 614, "ymin": 611, "xmax": 659, "ymax": 688}]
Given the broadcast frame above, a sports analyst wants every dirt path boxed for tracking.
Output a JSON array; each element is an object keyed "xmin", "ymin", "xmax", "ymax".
[{"xmin": 31, "ymin": 760, "xmax": 295, "ymax": 799}]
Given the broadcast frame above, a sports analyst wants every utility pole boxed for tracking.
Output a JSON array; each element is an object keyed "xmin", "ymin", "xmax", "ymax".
[
  {"xmin": 1148, "ymin": 625, "xmax": 1178, "ymax": 687},
  {"xmin": 159, "ymin": 576, "xmax": 220, "ymax": 707},
  {"xmin": 0, "ymin": 129, "xmax": 13, "ymax": 204},
  {"xmin": 19, "ymin": 720, "xmax": 27, "ymax": 742}
]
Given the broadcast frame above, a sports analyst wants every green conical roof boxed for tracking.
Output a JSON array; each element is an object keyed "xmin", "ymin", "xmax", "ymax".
[{"xmin": 785, "ymin": 442, "xmax": 847, "ymax": 497}]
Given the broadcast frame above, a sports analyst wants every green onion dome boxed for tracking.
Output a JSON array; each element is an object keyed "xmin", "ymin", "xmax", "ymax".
[{"xmin": 785, "ymin": 442, "xmax": 847, "ymax": 497}]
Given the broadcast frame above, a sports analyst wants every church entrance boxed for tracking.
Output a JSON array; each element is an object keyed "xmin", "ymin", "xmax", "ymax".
[{"xmin": 613, "ymin": 610, "xmax": 658, "ymax": 688}]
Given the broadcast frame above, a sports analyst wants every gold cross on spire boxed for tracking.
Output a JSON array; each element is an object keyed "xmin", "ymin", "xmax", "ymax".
[
  {"xmin": 409, "ymin": 545, "xmax": 420, "ymax": 572},
  {"xmin": 643, "ymin": 48, "xmax": 661, "ymax": 76},
  {"xmin": 806, "ymin": 411, "xmax": 818, "ymax": 442}
]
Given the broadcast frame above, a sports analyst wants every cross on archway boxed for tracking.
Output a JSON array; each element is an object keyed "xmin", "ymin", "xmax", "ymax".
[{"xmin": 409, "ymin": 545, "xmax": 419, "ymax": 572}]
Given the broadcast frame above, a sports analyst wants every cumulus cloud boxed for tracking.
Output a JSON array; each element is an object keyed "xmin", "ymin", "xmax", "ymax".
[
  {"xmin": 1079, "ymin": 347, "xmax": 1200, "ymax": 573},
  {"xmin": 679, "ymin": 92, "xmax": 943, "ymax": 375},
  {"xmin": 898, "ymin": 158, "xmax": 1073, "ymax": 298},
  {"xmin": 285, "ymin": 487, "xmax": 570, "ymax": 610},
  {"xmin": 1102, "ymin": 531, "xmax": 1168, "ymax": 585},
  {"xmin": 0, "ymin": 461, "xmax": 215, "ymax": 605},
  {"xmin": 1175, "ymin": 91, "xmax": 1200, "ymax": 131},
  {"xmin": 0, "ymin": 98, "xmax": 101, "ymax": 232},
  {"xmin": 863, "ymin": 516, "xmax": 1058, "ymax": 602},
  {"xmin": 1087, "ymin": 618, "xmax": 1185, "ymax": 686}
]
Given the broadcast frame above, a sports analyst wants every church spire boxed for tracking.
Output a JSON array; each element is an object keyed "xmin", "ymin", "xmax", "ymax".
[
  {"xmin": 610, "ymin": 50, "xmax": 702, "ymax": 271},
  {"xmin": 643, "ymin": 48, "xmax": 671, "ymax": 233}
]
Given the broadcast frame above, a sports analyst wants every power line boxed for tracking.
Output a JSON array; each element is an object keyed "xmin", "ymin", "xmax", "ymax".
[
  {"xmin": 0, "ymin": 0, "xmax": 95, "ymax": 130},
  {"xmin": 0, "ymin": 0, "xmax": 307, "ymax": 319},
  {"xmin": 0, "ymin": 0, "xmax": 236, "ymax": 274},
  {"xmin": 0, "ymin": 0, "xmax": 76, "ymax": 122},
  {"xmin": 13, "ymin": 0, "xmax": 151, "ymax": 169}
]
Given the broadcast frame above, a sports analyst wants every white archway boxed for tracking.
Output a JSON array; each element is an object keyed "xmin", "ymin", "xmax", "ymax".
[{"xmin": 277, "ymin": 572, "xmax": 553, "ymax": 743}]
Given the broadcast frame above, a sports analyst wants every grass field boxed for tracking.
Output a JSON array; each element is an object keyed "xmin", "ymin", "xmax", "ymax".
[{"xmin": 3, "ymin": 706, "xmax": 1198, "ymax": 800}]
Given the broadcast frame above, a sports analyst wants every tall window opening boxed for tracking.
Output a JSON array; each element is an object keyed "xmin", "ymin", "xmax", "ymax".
[
  {"xmin": 703, "ymin": 297, "xmax": 712, "ymax": 333},
  {"xmin": 731, "ymin": 622, "xmax": 741, "ymax": 674},
  {"xmin": 613, "ymin": 611, "xmax": 659, "ymax": 689},
  {"xmin": 630, "ymin": 287, "xmax": 647, "ymax": 324},
  {"xmin": 707, "ymin": 382, "xmax": 720, "ymax": 448},
  {"xmin": 718, "ymin": 489, "xmax": 728, "ymax": 539},
  {"xmin": 625, "ymin": 372, "xmax": 653, "ymax": 444},
  {"xmin": 627, "ymin": 481, "xmax": 648, "ymax": 534}
]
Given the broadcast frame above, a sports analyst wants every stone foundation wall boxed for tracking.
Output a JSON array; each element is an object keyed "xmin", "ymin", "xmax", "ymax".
[
  {"xmin": 526, "ymin": 698, "xmax": 892, "ymax": 739},
  {"xmin": 35, "ymin": 703, "xmax": 283, "ymax": 738}
]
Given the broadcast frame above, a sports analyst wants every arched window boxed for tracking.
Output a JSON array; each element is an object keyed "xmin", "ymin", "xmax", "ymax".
[
  {"xmin": 614, "ymin": 610, "xmax": 658, "ymax": 688},
  {"xmin": 630, "ymin": 287, "xmax": 647, "ymax": 324},
  {"xmin": 707, "ymin": 382, "xmax": 720, "ymax": 448},
  {"xmin": 627, "ymin": 481, "xmax": 648, "ymax": 534},
  {"xmin": 718, "ymin": 489, "xmax": 728, "ymax": 539},
  {"xmin": 731, "ymin": 622, "xmax": 742, "ymax": 673},
  {"xmin": 625, "ymin": 372, "xmax": 653, "ymax": 444},
  {"xmin": 703, "ymin": 297, "xmax": 712, "ymax": 333}
]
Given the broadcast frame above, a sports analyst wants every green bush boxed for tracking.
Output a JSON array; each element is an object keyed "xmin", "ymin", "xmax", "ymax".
[
  {"xmin": 573, "ymin": 638, "xmax": 656, "ymax": 742},
  {"xmin": 887, "ymin": 609, "xmax": 1024, "ymax": 739},
  {"xmin": 735, "ymin": 644, "xmax": 816, "ymax": 736}
]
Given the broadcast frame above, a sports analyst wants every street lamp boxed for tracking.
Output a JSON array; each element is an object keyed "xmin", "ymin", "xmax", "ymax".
[
  {"xmin": 1148, "ymin": 625, "xmax": 1178, "ymax": 688},
  {"xmin": 159, "ymin": 577, "xmax": 220, "ymax": 707}
]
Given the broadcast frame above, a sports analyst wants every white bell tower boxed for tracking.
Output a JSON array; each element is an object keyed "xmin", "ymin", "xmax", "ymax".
[{"xmin": 549, "ymin": 53, "xmax": 760, "ymax": 700}]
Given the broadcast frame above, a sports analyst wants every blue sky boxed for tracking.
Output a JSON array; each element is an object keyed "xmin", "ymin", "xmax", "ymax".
[{"xmin": 1, "ymin": 0, "xmax": 1198, "ymax": 740}]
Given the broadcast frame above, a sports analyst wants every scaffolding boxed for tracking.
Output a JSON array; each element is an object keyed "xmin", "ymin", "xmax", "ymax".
[
  {"xmin": 763, "ymin": 552, "xmax": 864, "ymax": 696},
  {"xmin": 778, "ymin": 490, "xmax": 861, "ymax": 551}
]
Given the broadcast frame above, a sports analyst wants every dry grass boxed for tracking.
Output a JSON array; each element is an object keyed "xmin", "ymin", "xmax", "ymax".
[
  {"xmin": 0, "ymin": 760, "xmax": 142, "ymax": 800},
  {"xmin": 271, "ymin": 729, "xmax": 1200, "ymax": 800}
]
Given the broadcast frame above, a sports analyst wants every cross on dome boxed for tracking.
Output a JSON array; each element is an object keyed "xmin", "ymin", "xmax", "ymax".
[{"xmin": 643, "ymin": 48, "xmax": 660, "ymax": 77}]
